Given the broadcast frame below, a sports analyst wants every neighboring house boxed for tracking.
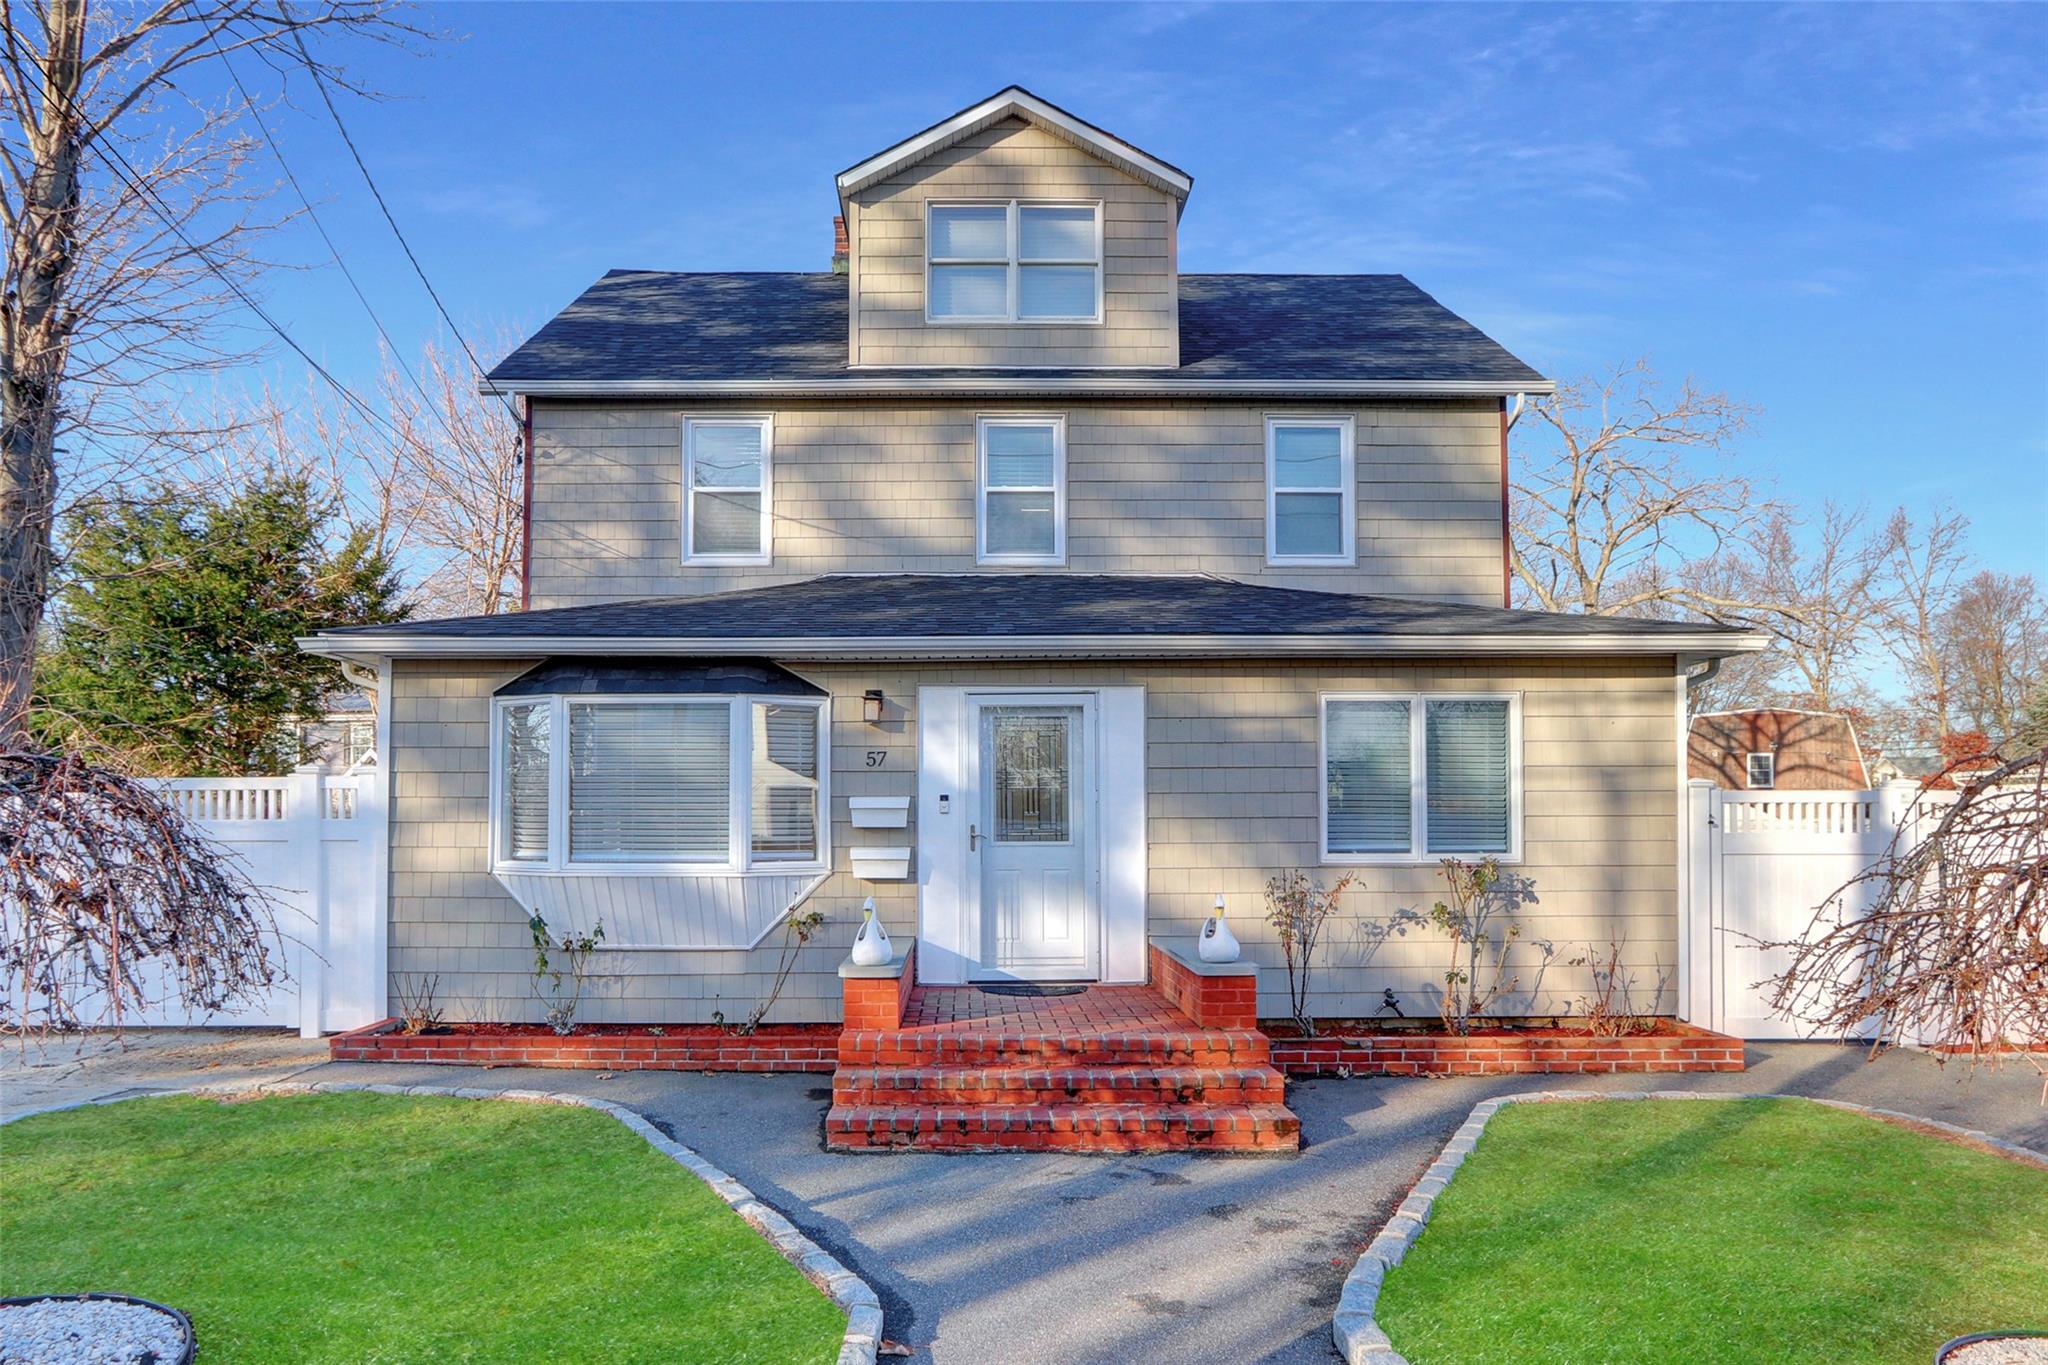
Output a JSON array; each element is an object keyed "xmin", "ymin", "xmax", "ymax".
[
  {"xmin": 291, "ymin": 692, "xmax": 377, "ymax": 771},
  {"xmin": 1866, "ymin": 747, "xmax": 1939, "ymax": 786},
  {"xmin": 1688, "ymin": 709, "xmax": 1871, "ymax": 791},
  {"xmin": 302, "ymin": 88, "xmax": 1764, "ymax": 1025}
]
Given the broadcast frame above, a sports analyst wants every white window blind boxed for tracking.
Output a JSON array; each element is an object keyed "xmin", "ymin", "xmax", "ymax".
[
  {"xmin": 1425, "ymin": 700, "xmax": 1512, "ymax": 854},
  {"xmin": 751, "ymin": 702, "xmax": 819, "ymax": 861},
  {"xmin": 686, "ymin": 420, "xmax": 768, "ymax": 561},
  {"xmin": 568, "ymin": 702, "xmax": 730, "ymax": 862},
  {"xmin": 501, "ymin": 702, "xmax": 550, "ymax": 862},
  {"xmin": 929, "ymin": 202, "xmax": 1100, "ymax": 322},
  {"xmin": 1326, "ymin": 699, "xmax": 1412, "ymax": 854},
  {"xmin": 979, "ymin": 419, "xmax": 1062, "ymax": 562},
  {"xmin": 1269, "ymin": 419, "xmax": 1353, "ymax": 563}
]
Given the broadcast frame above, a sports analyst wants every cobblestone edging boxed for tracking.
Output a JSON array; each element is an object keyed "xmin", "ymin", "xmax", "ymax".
[
  {"xmin": 4, "ymin": 1082, "xmax": 882, "ymax": 1365},
  {"xmin": 1331, "ymin": 1090, "xmax": 2048, "ymax": 1364}
]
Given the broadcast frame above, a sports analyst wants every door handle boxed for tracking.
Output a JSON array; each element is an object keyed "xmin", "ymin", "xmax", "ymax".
[{"xmin": 969, "ymin": 823, "xmax": 981, "ymax": 851}]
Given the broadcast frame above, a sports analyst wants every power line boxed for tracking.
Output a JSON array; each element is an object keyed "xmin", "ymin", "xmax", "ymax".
[{"xmin": 285, "ymin": 21, "xmax": 520, "ymax": 424}]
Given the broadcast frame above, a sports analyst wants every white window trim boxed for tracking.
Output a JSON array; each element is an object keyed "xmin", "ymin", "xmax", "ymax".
[
  {"xmin": 1746, "ymin": 751, "xmax": 1776, "ymax": 789},
  {"xmin": 1266, "ymin": 416, "xmax": 1357, "ymax": 567},
  {"xmin": 925, "ymin": 200, "xmax": 1104, "ymax": 325},
  {"xmin": 488, "ymin": 693, "xmax": 830, "ymax": 877},
  {"xmin": 1318, "ymin": 692, "xmax": 1523, "ymax": 865},
  {"xmin": 976, "ymin": 414, "xmax": 1067, "ymax": 566},
  {"xmin": 682, "ymin": 416, "xmax": 773, "ymax": 566}
]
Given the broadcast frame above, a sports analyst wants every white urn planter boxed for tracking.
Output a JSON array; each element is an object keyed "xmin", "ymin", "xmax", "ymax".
[
  {"xmin": 1198, "ymin": 893, "xmax": 1241, "ymax": 963},
  {"xmin": 849, "ymin": 896, "xmax": 893, "ymax": 966}
]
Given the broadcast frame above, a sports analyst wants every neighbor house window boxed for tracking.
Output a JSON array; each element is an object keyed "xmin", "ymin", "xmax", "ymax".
[
  {"xmin": 928, "ymin": 202, "xmax": 1101, "ymax": 322},
  {"xmin": 684, "ymin": 417, "xmax": 771, "ymax": 563},
  {"xmin": 1267, "ymin": 417, "xmax": 1355, "ymax": 565},
  {"xmin": 1322, "ymin": 694, "xmax": 1519, "ymax": 861},
  {"xmin": 977, "ymin": 416, "xmax": 1065, "ymax": 564},
  {"xmin": 493, "ymin": 695, "xmax": 827, "ymax": 872},
  {"xmin": 1746, "ymin": 752, "xmax": 1775, "ymax": 789}
]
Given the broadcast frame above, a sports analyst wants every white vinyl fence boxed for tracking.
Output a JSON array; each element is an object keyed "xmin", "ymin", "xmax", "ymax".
[
  {"xmin": 107, "ymin": 766, "xmax": 386, "ymax": 1036},
  {"xmin": 1685, "ymin": 778, "xmax": 1952, "ymax": 1039}
]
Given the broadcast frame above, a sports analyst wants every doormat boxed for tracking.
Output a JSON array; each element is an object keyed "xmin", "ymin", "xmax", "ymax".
[{"xmin": 976, "ymin": 983, "xmax": 1088, "ymax": 998}]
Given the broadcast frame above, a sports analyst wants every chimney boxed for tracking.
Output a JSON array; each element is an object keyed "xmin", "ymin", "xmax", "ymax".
[{"xmin": 831, "ymin": 215, "xmax": 849, "ymax": 274}]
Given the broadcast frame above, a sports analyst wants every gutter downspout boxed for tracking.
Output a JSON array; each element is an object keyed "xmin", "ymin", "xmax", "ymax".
[
  {"xmin": 1499, "ymin": 394, "xmax": 1526, "ymax": 608},
  {"xmin": 1685, "ymin": 656, "xmax": 1723, "ymax": 694},
  {"xmin": 518, "ymin": 396, "xmax": 534, "ymax": 611}
]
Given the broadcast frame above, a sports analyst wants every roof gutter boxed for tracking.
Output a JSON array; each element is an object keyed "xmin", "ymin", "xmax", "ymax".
[
  {"xmin": 302, "ymin": 629, "xmax": 1770, "ymax": 664},
  {"xmin": 480, "ymin": 376, "xmax": 1556, "ymax": 400}
]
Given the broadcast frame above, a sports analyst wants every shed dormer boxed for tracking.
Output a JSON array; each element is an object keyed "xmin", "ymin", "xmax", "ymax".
[{"xmin": 836, "ymin": 87, "xmax": 1190, "ymax": 369}]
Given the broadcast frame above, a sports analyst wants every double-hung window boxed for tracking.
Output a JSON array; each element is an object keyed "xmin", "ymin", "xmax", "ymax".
[
  {"xmin": 1322, "ymin": 694, "xmax": 1520, "ymax": 862},
  {"xmin": 684, "ymin": 417, "xmax": 771, "ymax": 564},
  {"xmin": 977, "ymin": 416, "xmax": 1065, "ymax": 564},
  {"xmin": 928, "ymin": 202, "xmax": 1102, "ymax": 323},
  {"xmin": 494, "ymin": 694, "xmax": 827, "ymax": 873},
  {"xmin": 1746, "ymin": 752, "xmax": 1775, "ymax": 789},
  {"xmin": 1267, "ymin": 417, "xmax": 1355, "ymax": 565}
]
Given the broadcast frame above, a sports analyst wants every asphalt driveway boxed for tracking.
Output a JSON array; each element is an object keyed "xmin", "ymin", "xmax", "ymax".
[{"xmin": 6, "ymin": 1037, "xmax": 2043, "ymax": 1364}]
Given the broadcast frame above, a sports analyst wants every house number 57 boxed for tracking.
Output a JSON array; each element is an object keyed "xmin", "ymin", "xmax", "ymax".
[{"xmin": 865, "ymin": 751, "xmax": 888, "ymax": 768}]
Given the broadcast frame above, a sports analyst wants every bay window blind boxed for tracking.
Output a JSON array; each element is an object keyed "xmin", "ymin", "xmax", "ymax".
[
  {"xmin": 1325, "ymin": 699, "xmax": 1412, "ymax": 854},
  {"xmin": 750, "ymin": 702, "xmax": 819, "ymax": 861},
  {"xmin": 568, "ymin": 702, "xmax": 730, "ymax": 862},
  {"xmin": 1425, "ymin": 699, "xmax": 1512, "ymax": 854},
  {"xmin": 500, "ymin": 702, "xmax": 550, "ymax": 862}
]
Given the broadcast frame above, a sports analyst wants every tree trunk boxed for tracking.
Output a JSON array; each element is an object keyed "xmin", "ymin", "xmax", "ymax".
[{"xmin": 0, "ymin": 0, "xmax": 84, "ymax": 742}]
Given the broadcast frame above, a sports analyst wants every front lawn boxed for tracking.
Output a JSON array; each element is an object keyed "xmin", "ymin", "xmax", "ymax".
[
  {"xmin": 0, "ymin": 1093, "xmax": 846, "ymax": 1363},
  {"xmin": 1375, "ymin": 1098, "xmax": 2048, "ymax": 1365}
]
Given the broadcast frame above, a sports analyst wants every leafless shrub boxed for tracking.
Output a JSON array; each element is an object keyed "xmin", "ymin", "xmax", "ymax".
[
  {"xmin": 1764, "ymin": 749, "xmax": 2047, "ymax": 1097},
  {"xmin": 528, "ymin": 915, "xmax": 603, "ymax": 1036},
  {"xmin": 0, "ymin": 748, "xmax": 282, "ymax": 1033},
  {"xmin": 393, "ymin": 973, "xmax": 443, "ymax": 1035},
  {"xmin": 1565, "ymin": 939, "xmax": 1665, "ymax": 1038},
  {"xmin": 715, "ymin": 906, "xmax": 826, "ymax": 1035},
  {"xmin": 1265, "ymin": 870, "xmax": 1356, "ymax": 1038}
]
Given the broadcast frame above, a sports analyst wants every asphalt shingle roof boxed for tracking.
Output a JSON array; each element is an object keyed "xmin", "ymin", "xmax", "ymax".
[
  {"xmin": 315, "ymin": 574, "xmax": 1744, "ymax": 644},
  {"xmin": 485, "ymin": 273, "xmax": 1546, "ymax": 388}
]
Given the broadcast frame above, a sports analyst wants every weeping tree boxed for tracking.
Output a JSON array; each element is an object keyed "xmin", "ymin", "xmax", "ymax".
[
  {"xmin": 1, "ymin": 749, "xmax": 282, "ymax": 1032},
  {"xmin": 1764, "ymin": 748, "xmax": 2047, "ymax": 1097}
]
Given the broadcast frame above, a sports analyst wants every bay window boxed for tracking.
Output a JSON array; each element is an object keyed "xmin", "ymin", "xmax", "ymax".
[
  {"xmin": 494, "ymin": 693, "xmax": 827, "ymax": 873},
  {"xmin": 928, "ymin": 201, "xmax": 1102, "ymax": 323},
  {"xmin": 1322, "ymin": 694, "xmax": 1519, "ymax": 862}
]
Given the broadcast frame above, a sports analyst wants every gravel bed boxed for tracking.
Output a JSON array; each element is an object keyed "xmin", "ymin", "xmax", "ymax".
[
  {"xmin": 1947, "ymin": 1339, "xmax": 2048, "ymax": 1365},
  {"xmin": 0, "ymin": 1297, "xmax": 190, "ymax": 1365}
]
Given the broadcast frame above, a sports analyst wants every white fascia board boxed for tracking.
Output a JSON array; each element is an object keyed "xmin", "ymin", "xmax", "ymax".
[
  {"xmin": 301, "ymin": 630, "xmax": 1771, "ymax": 662},
  {"xmin": 835, "ymin": 88, "xmax": 1192, "ymax": 205},
  {"xmin": 480, "ymin": 376, "xmax": 1555, "ymax": 399}
]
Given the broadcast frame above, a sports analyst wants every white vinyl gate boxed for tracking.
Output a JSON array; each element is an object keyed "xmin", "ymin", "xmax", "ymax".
[
  {"xmin": 1685, "ymin": 778, "xmax": 1947, "ymax": 1039},
  {"xmin": 63, "ymin": 767, "xmax": 388, "ymax": 1037}
]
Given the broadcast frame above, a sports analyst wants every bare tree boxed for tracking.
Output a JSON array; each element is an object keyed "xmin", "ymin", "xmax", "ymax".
[
  {"xmin": 1873, "ymin": 506, "xmax": 1971, "ymax": 744},
  {"xmin": 1511, "ymin": 359, "xmax": 1768, "ymax": 618},
  {"xmin": 381, "ymin": 335, "xmax": 523, "ymax": 617},
  {"xmin": 1, "ymin": 0, "xmax": 415, "ymax": 740},
  {"xmin": 1946, "ymin": 570, "xmax": 2047, "ymax": 743}
]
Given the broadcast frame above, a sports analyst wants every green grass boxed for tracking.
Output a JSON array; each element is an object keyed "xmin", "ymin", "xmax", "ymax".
[
  {"xmin": 0, "ymin": 1093, "xmax": 846, "ymax": 1363},
  {"xmin": 1374, "ymin": 1098, "xmax": 2048, "ymax": 1365}
]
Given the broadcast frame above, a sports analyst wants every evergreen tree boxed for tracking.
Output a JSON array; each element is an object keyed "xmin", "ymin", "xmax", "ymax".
[
  {"xmin": 32, "ymin": 476, "xmax": 406, "ymax": 774},
  {"xmin": 2015, "ymin": 679, "xmax": 2048, "ymax": 753}
]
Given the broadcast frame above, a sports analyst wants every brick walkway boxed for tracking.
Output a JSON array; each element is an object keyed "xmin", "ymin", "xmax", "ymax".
[{"xmin": 897, "ymin": 984, "xmax": 1196, "ymax": 1030}]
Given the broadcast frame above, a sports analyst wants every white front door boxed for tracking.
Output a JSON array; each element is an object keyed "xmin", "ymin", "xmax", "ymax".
[{"xmin": 971, "ymin": 699, "xmax": 1097, "ymax": 980}]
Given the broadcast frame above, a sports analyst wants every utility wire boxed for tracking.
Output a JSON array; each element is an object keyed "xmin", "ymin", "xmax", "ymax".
[
  {"xmin": 208, "ymin": 29, "xmax": 474, "ymax": 458},
  {"xmin": 285, "ymin": 20, "xmax": 520, "ymax": 424}
]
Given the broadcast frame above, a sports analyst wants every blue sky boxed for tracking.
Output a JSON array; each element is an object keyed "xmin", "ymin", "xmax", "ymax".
[{"xmin": 231, "ymin": 2, "xmax": 2047, "ymax": 576}]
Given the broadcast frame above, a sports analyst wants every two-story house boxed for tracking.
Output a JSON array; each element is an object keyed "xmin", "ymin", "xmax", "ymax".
[{"xmin": 305, "ymin": 88, "xmax": 1762, "ymax": 1036}]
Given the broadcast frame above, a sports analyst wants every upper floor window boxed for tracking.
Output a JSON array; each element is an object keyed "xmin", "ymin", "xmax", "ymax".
[
  {"xmin": 684, "ymin": 417, "xmax": 771, "ymax": 564},
  {"xmin": 494, "ymin": 694, "xmax": 827, "ymax": 874},
  {"xmin": 1746, "ymin": 752, "xmax": 1775, "ymax": 789},
  {"xmin": 928, "ymin": 202, "xmax": 1101, "ymax": 323},
  {"xmin": 1267, "ymin": 417, "xmax": 1355, "ymax": 565},
  {"xmin": 978, "ymin": 416, "xmax": 1065, "ymax": 565}
]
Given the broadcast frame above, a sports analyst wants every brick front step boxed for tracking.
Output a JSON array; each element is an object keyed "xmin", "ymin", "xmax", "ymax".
[
  {"xmin": 825, "ymin": 1101, "xmax": 1301, "ymax": 1153},
  {"xmin": 836, "ymin": 1027, "xmax": 1270, "ymax": 1069},
  {"xmin": 833, "ymin": 1062, "xmax": 1287, "ymax": 1107}
]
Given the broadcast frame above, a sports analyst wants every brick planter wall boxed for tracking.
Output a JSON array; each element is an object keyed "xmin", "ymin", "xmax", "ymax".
[
  {"xmin": 1267, "ymin": 1023, "xmax": 1745, "ymax": 1076},
  {"xmin": 1148, "ymin": 942, "xmax": 1258, "ymax": 1030},
  {"xmin": 328, "ymin": 1021, "xmax": 840, "ymax": 1072}
]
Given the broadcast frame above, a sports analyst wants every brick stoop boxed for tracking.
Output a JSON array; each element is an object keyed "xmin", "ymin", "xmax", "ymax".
[{"xmin": 827, "ymin": 982, "xmax": 1301, "ymax": 1154}]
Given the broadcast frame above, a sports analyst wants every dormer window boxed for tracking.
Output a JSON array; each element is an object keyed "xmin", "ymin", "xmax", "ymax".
[{"xmin": 927, "ymin": 202, "xmax": 1101, "ymax": 323}]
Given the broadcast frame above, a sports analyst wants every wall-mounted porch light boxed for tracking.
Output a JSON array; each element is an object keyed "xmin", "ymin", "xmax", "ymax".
[{"xmin": 862, "ymin": 689, "xmax": 886, "ymax": 724}]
